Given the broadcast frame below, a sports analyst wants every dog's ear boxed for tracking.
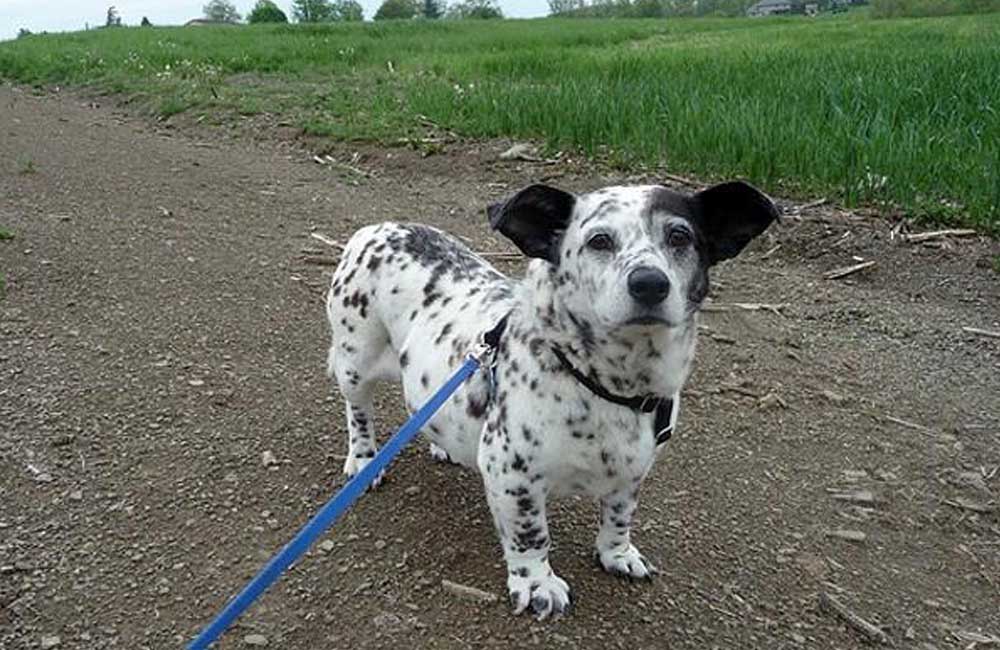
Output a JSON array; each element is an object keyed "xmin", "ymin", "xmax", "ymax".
[
  {"xmin": 693, "ymin": 181, "xmax": 778, "ymax": 265},
  {"xmin": 487, "ymin": 184, "xmax": 575, "ymax": 264}
]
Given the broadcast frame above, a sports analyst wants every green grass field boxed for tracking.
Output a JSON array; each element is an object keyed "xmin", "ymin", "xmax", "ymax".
[{"xmin": 2, "ymin": 14, "xmax": 999, "ymax": 228}]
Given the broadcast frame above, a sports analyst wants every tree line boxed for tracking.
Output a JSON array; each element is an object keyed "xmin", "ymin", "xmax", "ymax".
[{"xmin": 205, "ymin": 0, "xmax": 503, "ymax": 23}]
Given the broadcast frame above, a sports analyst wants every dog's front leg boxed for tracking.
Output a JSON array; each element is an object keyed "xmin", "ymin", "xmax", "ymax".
[
  {"xmin": 595, "ymin": 487, "xmax": 657, "ymax": 579},
  {"xmin": 482, "ymin": 476, "xmax": 571, "ymax": 619}
]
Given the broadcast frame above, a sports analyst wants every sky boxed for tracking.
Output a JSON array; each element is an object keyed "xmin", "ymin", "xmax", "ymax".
[{"xmin": 1, "ymin": 0, "xmax": 550, "ymax": 40}]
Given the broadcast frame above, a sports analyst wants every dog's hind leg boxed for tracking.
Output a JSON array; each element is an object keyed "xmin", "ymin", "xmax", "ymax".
[{"xmin": 326, "ymin": 317, "xmax": 399, "ymax": 489}]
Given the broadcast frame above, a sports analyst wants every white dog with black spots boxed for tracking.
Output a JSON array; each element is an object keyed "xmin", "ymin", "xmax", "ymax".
[{"xmin": 326, "ymin": 180, "xmax": 777, "ymax": 619}]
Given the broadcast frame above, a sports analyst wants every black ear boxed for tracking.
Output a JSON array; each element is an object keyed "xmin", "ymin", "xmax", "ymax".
[
  {"xmin": 487, "ymin": 184, "xmax": 575, "ymax": 264},
  {"xmin": 693, "ymin": 181, "xmax": 778, "ymax": 265}
]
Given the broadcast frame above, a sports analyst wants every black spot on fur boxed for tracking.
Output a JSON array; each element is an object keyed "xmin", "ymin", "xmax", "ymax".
[
  {"xmin": 467, "ymin": 395, "xmax": 487, "ymax": 419},
  {"xmin": 399, "ymin": 350, "xmax": 409, "ymax": 368},
  {"xmin": 434, "ymin": 322, "xmax": 453, "ymax": 345}
]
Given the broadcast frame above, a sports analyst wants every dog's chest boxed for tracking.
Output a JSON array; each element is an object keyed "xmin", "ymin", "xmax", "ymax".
[
  {"xmin": 557, "ymin": 407, "xmax": 656, "ymax": 497},
  {"xmin": 501, "ymin": 385, "xmax": 659, "ymax": 498}
]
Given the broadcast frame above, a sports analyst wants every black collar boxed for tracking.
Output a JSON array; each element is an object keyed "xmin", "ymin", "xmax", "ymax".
[
  {"xmin": 551, "ymin": 346, "xmax": 674, "ymax": 445},
  {"xmin": 480, "ymin": 316, "xmax": 674, "ymax": 446}
]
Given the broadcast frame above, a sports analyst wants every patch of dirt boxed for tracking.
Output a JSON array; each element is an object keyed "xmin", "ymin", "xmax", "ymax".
[{"xmin": 1, "ymin": 84, "xmax": 998, "ymax": 650}]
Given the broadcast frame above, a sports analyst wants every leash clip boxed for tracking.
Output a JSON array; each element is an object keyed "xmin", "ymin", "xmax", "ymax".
[{"xmin": 468, "ymin": 342, "xmax": 494, "ymax": 367}]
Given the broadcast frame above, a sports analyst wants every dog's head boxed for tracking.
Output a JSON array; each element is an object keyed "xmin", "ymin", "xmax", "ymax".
[{"xmin": 488, "ymin": 181, "xmax": 777, "ymax": 332}]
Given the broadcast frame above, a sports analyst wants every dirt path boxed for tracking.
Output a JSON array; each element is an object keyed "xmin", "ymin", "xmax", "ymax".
[{"xmin": 1, "ymin": 84, "xmax": 998, "ymax": 650}]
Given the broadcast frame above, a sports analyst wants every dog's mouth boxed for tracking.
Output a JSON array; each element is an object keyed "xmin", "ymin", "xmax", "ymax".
[{"xmin": 623, "ymin": 315, "xmax": 674, "ymax": 327}]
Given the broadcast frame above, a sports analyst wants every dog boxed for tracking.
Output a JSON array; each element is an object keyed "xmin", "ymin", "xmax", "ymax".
[{"xmin": 325, "ymin": 180, "xmax": 777, "ymax": 619}]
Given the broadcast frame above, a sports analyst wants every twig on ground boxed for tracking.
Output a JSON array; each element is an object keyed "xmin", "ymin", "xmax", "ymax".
[
  {"xmin": 760, "ymin": 244, "xmax": 782, "ymax": 259},
  {"xmin": 902, "ymin": 229, "xmax": 977, "ymax": 244},
  {"xmin": 475, "ymin": 251, "xmax": 522, "ymax": 260},
  {"xmin": 300, "ymin": 255, "xmax": 339, "ymax": 267},
  {"xmin": 441, "ymin": 579, "xmax": 499, "ymax": 604},
  {"xmin": 823, "ymin": 260, "xmax": 876, "ymax": 280},
  {"xmin": 818, "ymin": 591, "xmax": 889, "ymax": 645},
  {"xmin": 827, "ymin": 489, "xmax": 877, "ymax": 504},
  {"xmin": 950, "ymin": 629, "xmax": 1000, "ymax": 649},
  {"xmin": 944, "ymin": 498, "xmax": 995, "ymax": 514},
  {"xmin": 310, "ymin": 232, "xmax": 345, "ymax": 250},
  {"xmin": 323, "ymin": 154, "xmax": 370, "ymax": 177},
  {"xmin": 793, "ymin": 198, "xmax": 828, "ymax": 213},
  {"xmin": 663, "ymin": 172, "xmax": 700, "ymax": 187},
  {"xmin": 825, "ymin": 529, "xmax": 867, "ymax": 543},
  {"xmin": 957, "ymin": 545, "xmax": 1000, "ymax": 597},
  {"xmin": 702, "ymin": 302, "xmax": 789, "ymax": 316},
  {"xmin": 883, "ymin": 415, "xmax": 932, "ymax": 433},
  {"xmin": 962, "ymin": 326, "xmax": 1000, "ymax": 340}
]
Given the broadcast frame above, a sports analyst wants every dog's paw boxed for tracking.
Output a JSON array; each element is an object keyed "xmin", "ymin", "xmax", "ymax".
[
  {"xmin": 597, "ymin": 544, "xmax": 657, "ymax": 580},
  {"xmin": 343, "ymin": 454, "xmax": 384, "ymax": 489},
  {"xmin": 428, "ymin": 442, "xmax": 454, "ymax": 464},
  {"xmin": 508, "ymin": 573, "xmax": 572, "ymax": 620}
]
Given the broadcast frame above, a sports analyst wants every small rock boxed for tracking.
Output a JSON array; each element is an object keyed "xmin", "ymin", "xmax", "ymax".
[
  {"xmin": 261, "ymin": 451, "xmax": 278, "ymax": 467},
  {"xmin": 371, "ymin": 612, "xmax": 402, "ymax": 630},
  {"xmin": 821, "ymin": 389, "xmax": 847, "ymax": 405},
  {"xmin": 374, "ymin": 539, "xmax": 387, "ymax": 551},
  {"xmin": 69, "ymin": 490, "xmax": 83, "ymax": 501},
  {"xmin": 790, "ymin": 632, "xmax": 806, "ymax": 644},
  {"xmin": 243, "ymin": 633, "xmax": 268, "ymax": 646},
  {"xmin": 188, "ymin": 379, "xmax": 205, "ymax": 387},
  {"xmin": 318, "ymin": 540, "xmax": 335, "ymax": 554},
  {"xmin": 41, "ymin": 636, "xmax": 61, "ymax": 649},
  {"xmin": 404, "ymin": 485, "xmax": 420, "ymax": 496}
]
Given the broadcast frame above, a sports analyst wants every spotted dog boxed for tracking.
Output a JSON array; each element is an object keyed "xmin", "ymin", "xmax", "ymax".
[{"xmin": 325, "ymin": 180, "xmax": 777, "ymax": 619}]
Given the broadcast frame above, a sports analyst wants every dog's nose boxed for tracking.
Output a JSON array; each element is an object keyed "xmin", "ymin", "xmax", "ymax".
[{"xmin": 628, "ymin": 267, "xmax": 671, "ymax": 306}]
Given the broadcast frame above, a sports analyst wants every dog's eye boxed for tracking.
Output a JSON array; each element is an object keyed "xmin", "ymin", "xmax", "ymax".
[
  {"xmin": 587, "ymin": 233, "xmax": 615, "ymax": 252},
  {"xmin": 666, "ymin": 228, "xmax": 693, "ymax": 248}
]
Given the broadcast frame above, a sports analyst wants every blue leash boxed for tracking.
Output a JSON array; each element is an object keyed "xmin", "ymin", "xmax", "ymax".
[{"xmin": 187, "ymin": 347, "xmax": 490, "ymax": 650}]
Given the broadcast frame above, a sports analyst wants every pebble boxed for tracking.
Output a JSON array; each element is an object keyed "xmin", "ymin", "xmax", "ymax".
[
  {"xmin": 404, "ymin": 485, "xmax": 420, "ymax": 496},
  {"xmin": 243, "ymin": 633, "xmax": 268, "ymax": 646},
  {"xmin": 41, "ymin": 636, "xmax": 61, "ymax": 649},
  {"xmin": 261, "ymin": 451, "xmax": 278, "ymax": 467},
  {"xmin": 318, "ymin": 540, "xmax": 336, "ymax": 554},
  {"xmin": 69, "ymin": 489, "xmax": 83, "ymax": 501},
  {"xmin": 374, "ymin": 539, "xmax": 387, "ymax": 550},
  {"xmin": 821, "ymin": 389, "xmax": 847, "ymax": 405}
]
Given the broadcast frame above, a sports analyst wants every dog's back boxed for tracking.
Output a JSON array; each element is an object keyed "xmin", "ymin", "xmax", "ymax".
[{"xmin": 325, "ymin": 222, "xmax": 513, "ymax": 474}]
